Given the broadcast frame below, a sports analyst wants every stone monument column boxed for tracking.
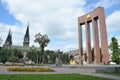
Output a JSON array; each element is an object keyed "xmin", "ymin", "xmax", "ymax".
[
  {"xmin": 92, "ymin": 18, "xmax": 100, "ymax": 64},
  {"xmin": 98, "ymin": 8, "xmax": 109, "ymax": 64},
  {"xmin": 78, "ymin": 24, "xmax": 83, "ymax": 64},
  {"xmin": 85, "ymin": 22, "xmax": 92, "ymax": 64}
]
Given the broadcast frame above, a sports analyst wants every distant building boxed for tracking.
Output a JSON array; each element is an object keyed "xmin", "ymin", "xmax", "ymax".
[
  {"xmin": 65, "ymin": 50, "xmax": 86, "ymax": 64},
  {"xmin": 3, "ymin": 23, "xmax": 40, "ymax": 59},
  {"xmin": 23, "ymin": 24, "xmax": 30, "ymax": 47},
  {"xmin": 3, "ymin": 29, "xmax": 12, "ymax": 49}
]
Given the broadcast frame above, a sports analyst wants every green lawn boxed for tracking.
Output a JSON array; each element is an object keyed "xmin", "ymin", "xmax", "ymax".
[{"xmin": 0, "ymin": 74, "xmax": 113, "ymax": 80}]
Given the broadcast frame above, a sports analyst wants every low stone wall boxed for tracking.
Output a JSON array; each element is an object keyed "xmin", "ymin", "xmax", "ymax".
[
  {"xmin": 63, "ymin": 64, "xmax": 120, "ymax": 73},
  {"xmin": 96, "ymin": 67, "xmax": 120, "ymax": 73}
]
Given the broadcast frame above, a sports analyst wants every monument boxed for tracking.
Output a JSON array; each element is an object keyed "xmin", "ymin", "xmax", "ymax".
[
  {"xmin": 55, "ymin": 49, "xmax": 62, "ymax": 66},
  {"xmin": 78, "ymin": 6, "xmax": 109, "ymax": 64}
]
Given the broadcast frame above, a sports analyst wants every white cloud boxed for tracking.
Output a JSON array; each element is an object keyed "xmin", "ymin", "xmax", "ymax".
[
  {"xmin": 106, "ymin": 10, "xmax": 120, "ymax": 33},
  {"xmin": 1, "ymin": 0, "xmax": 86, "ymax": 51},
  {"xmin": 1, "ymin": 0, "xmax": 120, "ymax": 53},
  {"xmin": 0, "ymin": 23, "xmax": 25, "ymax": 46},
  {"xmin": 106, "ymin": 10, "xmax": 120, "ymax": 48},
  {"xmin": 116, "ymin": 36, "xmax": 120, "ymax": 45}
]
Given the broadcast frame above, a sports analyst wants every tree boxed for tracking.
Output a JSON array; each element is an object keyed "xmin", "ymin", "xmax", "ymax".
[
  {"xmin": 62, "ymin": 53, "xmax": 69, "ymax": 64},
  {"xmin": 0, "ymin": 37, "xmax": 2, "ymax": 44},
  {"xmin": 8, "ymin": 56, "xmax": 19, "ymax": 63},
  {"xmin": 27, "ymin": 50, "xmax": 41, "ymax": 63},
  {"xmin": 0, "ymin": 37, "xmax": 2, "ymax": 47},
  {"xmin": 91, "ymin": 48, "xmax": 94, "ymax": 62},
  {"xmin": 34, "ymin": 33, "xmax": 50, "ymax": 63},
  {"xmin": 0, "ymin": 49, "xmax": 11, "ymax": 63},
  {"xmin": 13, "ymin": 49, "xmax": 23, "ymax": 59},
  {"xmin": 109, "ymin": 37, "xmax": 120, "ymax": 64},
  {"xmin": 45, "ymin": 50, "xmax": 57, "ymax": 64},
  {"xmin": 0, "ymin": 48, "xmax": 23, "ymax": 64}
]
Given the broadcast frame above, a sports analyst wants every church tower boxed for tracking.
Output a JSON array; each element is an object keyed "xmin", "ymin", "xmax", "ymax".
[
  {"xmin": 23, "ymin": 23, "xmax": 30, "ymax": 47},
  {"xmin": 4, "ymin": 29, "xmax": 12, "ymax": 49}
]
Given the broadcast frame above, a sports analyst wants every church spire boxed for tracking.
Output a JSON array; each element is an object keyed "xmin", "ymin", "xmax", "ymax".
[
  {"xmin": 23, "ymin": 23, "xmax": 30, "ymax": 47},
  {"xmin": 4, "ymin": 28, "xmax": 12, "ymax": 49},
  {"xmin": 25, "ymin": 23, "xmax": 29, "ymax": 38}
]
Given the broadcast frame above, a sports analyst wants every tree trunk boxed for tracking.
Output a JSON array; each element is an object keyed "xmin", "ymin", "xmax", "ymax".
[{"xmin": 41, "ymin": 45, "xmax": 44, "ymax": 64}]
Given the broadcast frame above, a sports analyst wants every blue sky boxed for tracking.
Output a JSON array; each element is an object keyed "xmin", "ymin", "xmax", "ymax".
[{"xmin": 0, "ymin": 0, "xmax": 120, "ymax": 52}]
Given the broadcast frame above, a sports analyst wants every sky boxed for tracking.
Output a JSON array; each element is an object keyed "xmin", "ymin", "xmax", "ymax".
[{"xmin": 0, "ymin": 0, "xmax": 120, "ymax": 52}]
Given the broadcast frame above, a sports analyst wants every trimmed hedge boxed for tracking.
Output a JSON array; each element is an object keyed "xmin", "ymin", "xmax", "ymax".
[{"xmin": 7, "ymin": 67, "xmax": 55, "ymax": 72}]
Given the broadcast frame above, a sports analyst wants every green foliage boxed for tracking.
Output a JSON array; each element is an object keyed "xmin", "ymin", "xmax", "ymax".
[
  {"xmin": 27, "ymin": 51, "xmax": 41, "ymax": 63},
  {"xmin": 62, "ymin": 54, "xmax": 69, "ymax": 64},
  {"xmin": 0, "ymin": 74, "xmax": 112, "ymax": 80},
  {"xmin": 8, "ymin": 56, "xmax": 19, "ymax": 62},
  {"xmin": 34, "ymin": 33, "xmax": 50, "ymax": 63},
  {"xmin": 27, "ymin": 50, "xmax": 69, "ymax": 64},
  {"xmin": 91, "ymin": 48, "xmax": 102, "ymax": 63},
  {"xmin": 0, "ymin": 48, "xmax": 23, "ymax": 63},
  {"xmin": 91, "ymin": 48, "xmax": 94, "ymax": 62},
  {"xmin": 13, "ymin": 49, "xmax": 23, "ymax": 59},
  {"xmin": 0, "ymin": 37, "xmax": 2, "ymax": 44},
  {"xmin": 0, "ymin": 46, "xmax": 2, "ymax": 51},
  {"xmin": 109, "ymin": 37, "xmax": 120, "ymax": 64},
  {"xmin": 0, "ymin": 49, "xmax": 11, "ymax": 63},
  {"xmin": 27, "ymin": 51, "xmax": 37, "ymax": 63},
  {"xmin": 47, "ymin": 50, "xmax": 57, "ymax": 64},
  {"xmin": 27, "ymin": 50, "xmax": 57, "ymax": 64},
  {"xmin": 70, "ymin": 55, "xmax": 74, "ymax": 59},
  {"xmin": 34, "ymin": 33, "xmax": 50, "ymax": 54}
]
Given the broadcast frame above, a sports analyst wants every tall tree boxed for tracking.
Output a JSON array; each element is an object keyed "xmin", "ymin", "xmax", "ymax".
[
  {"xmin": 34, "ymin": 33, "xmax": 50, "ymax": 63},
  {"xmin": 109, "ymin": 37, "xmax": 120, "ymax": 64}
]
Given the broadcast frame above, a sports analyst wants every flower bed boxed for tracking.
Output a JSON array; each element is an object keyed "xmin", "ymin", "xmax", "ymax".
[
  {"xmin": 5, "ymin": 64, "xmax": 23, "ymax": 66},
  {"xmin": 7, "ymin": 67, "xmax": 55, "ymax": 72}
]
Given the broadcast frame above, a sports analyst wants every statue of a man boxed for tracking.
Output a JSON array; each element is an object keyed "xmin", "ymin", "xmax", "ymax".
[{"xmin": 55, "ymin": 49, "xmax": 62, "ymax": 66}]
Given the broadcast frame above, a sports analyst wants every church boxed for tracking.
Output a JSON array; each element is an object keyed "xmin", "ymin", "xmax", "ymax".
[{"xmin": 3, "ymin": 24, "xmax": 40, "ymax": 59}]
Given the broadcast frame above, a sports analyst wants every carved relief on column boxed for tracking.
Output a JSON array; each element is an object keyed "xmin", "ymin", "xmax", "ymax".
[
  {"xmin": 92, "ymin": 18, "xmax": 100, "ymax": 64},
  {"xmin": 85, "ymin": 22, "xmax": 92, "ymax": 64}
]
